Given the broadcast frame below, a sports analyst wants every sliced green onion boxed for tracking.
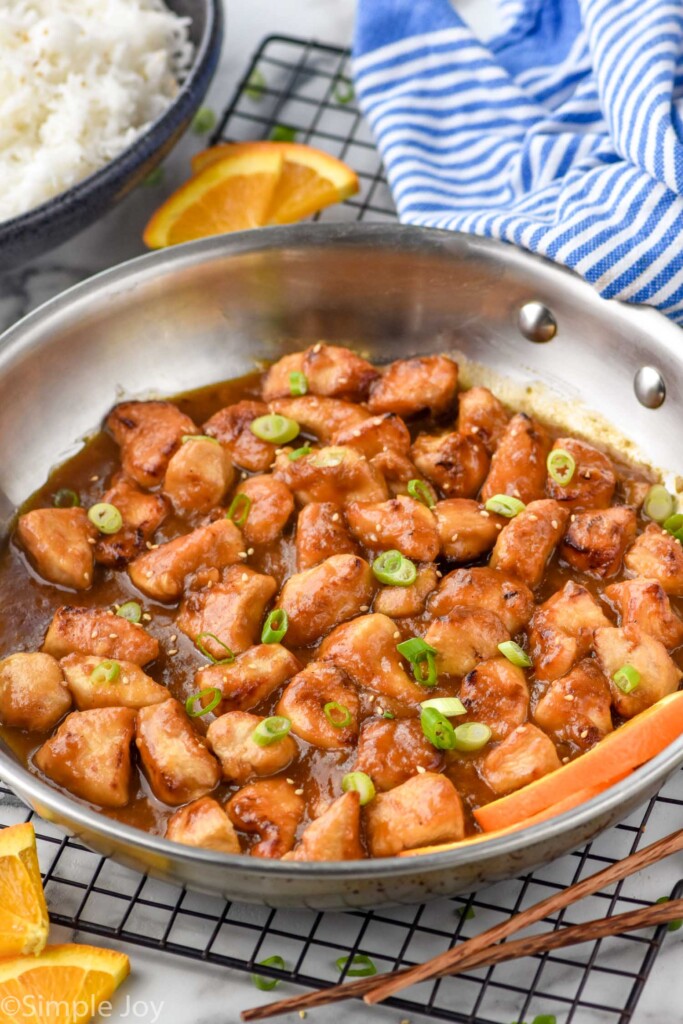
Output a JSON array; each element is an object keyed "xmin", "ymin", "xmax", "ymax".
[
  {"xmin": 226, "ymin": 493, "xmax": 251, "ymax": 528},
  {"xmin": 53, "ymin": 488, "xmax": 80, "ymax": 508},
  {"xmin": 397, "ymin": 637, "xmax": 436, "ymax": 662},
  {"xmin": 547, "ymin": 448, "xmax": 576, "ymax": 486},
  {"xmin": 484, "ymin": 494, "xmax": 526, "ymax": 518},
  {"xmin": 245, "ymin": 68, "xmax": 266, "ymax": 101},
  {"xmin": 87, "ymin": 502, "xmax": 123, "ymax": 534},
  {"xmin": 185, "ymin": 687, "xmax": 222, "ymax": 718},
  {"xmin": 420, "ymin": 696, "xmax": 467, "ymax": 717},
  {"xmin": 420, "ymin": 707, "xmax": 456, "ymax": 750},
  {"xmin": 656, "ymin": 896, "xmax": 683, "ymax": 931},
  {"xmin": 250, "ymin": 413, "xmax": 300, "ymax": 444},
  {"xmin": 309, "ymin": 447, "xmax": 345, "ymax": 468},
  {"xmin": 335, "ymin": 954, "xmax": 377, "ymax": 978},
  {"xmin": 289, "ymin": 371, "xmax": 308, "ymax": 396},
  {"xmin": 530, "ymin": 1017, "xmax": 557, "ymax": 1024},
  {"xmin": 643, "ymin": 484, "xmax": 676, "ymax": 523},
  {"xmin": 288, "ymin": 445, "xmax": 312, "ymax": 461},
  {"xmin": 252, "ymin": 715, "xmax": 292, "ymax": 747},
  {"xmin": 498, "ymin": 640, "xmax": 532, "ymax": 668},
  {"xmin": 453, "ymin": 722, "xmax": 492, "ymax": 752},
  {"xmin": 613, "ymin": 664, "xmax": 640, "ymax": 694},
  {"xmin": 270, "ymin": 124, "xmax": 297, "ymax": 142},
  {"xmin": 324, "ymin": 701, "xmax": 352, "ymax": 728},
  {"xmin": 458, "ymin": 905, "xmax": 476, "ymax": 920},
  {"xmin": 143, "ymin": 166, "xmax": 164, "ymax": 186},
  {"xmin": 341, "ymin": 771, "xmax": 375, "ymax": 805},
  {"xmin": 261, "ymin": 608, "xmax": 288, "ymax": 644},
  {"xmin": 116, "ymin": 601, "xmax": 142, "ymax": 624},
  {"xmin": 181, "ymin": 433, "xmax": 220, "ymax": 445},
  {"xmin": 372, "ymin": 550, "xmax": 417, "ymax": 587},
  {"xmin": 191, "ymin": 106, "xmax": 216, "ymax": 135},
  {"xmin": 413, "ymin": 652, "xmax": 438, "ymax": 687},
  {"xmin": 333, "ymin": 77, "xmax": 354, "ymax": 104},
  {"xmin": 251, "ymin": 954, "xmax": 285, "ymax": 991},
  {"xmin": 663, "ymin": 513, "xmax": 683, "ymax": 536},
  {"xmin": 195, "ymin": 632, "xmax": 235, "ymax": 665},
  {"xmin": 382, "ymin": 710, "xmax": 395, "ymax": 719},
  {"xmin": 407, "ymin": 478, "xmax": 435, "ymax": 509},
  {"xmin": 90, "ymin": 660, "xmax": 120, "ymax": 685}
]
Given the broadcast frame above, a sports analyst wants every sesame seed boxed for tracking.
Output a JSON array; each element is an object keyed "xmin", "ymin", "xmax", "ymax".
[
  {"xmin": 571, "ymin": 514, "xmax": 576, "ymax": 521},
  {"xmin": 170, "ymin": 634, "xmax": 177, "ymax": 642},
  {"xmin": 90, "ymin": 474, "xmax": 99, "ymax": 482},
  {"xmin": 168, "ymin": 649, "xmax": 178, "ymax": 656},
  {"xmin": 109, "ymin": 632, "xmax": 117, "ymax": 639},
  {"xmin": 580, "ymin": 729, "xmax": 589, "ymax": 738},
  {"xmin": 551, "ymin": 520, "xmax": 558, "ymax": 529},
  {"xmin": 480, "ymin": 510, "xmax": 490, "ymax": 518},
  {"xmin": 83, "ymin": 572, "xmax": 90, "ymax": 581},
  {"xmin": 294, "ymin": 788, "xmax": 304, "ymax": 795},
  {"xmin": 331, "ymin": 513, "xmax": 340, "ymax": 522},
  {"xmin": 451, "ymin": 533, "xmax": 459, "ymax": 541},
  {"xmin": 376, "ymin": 707, "xmax": 384, "ymax": 715},
  {"xmin": 241, "ymin": 573, "xmax": 249, "ymax": 582},
  {"xmin": 495, "ymin": 523, "xmax": 502, "ymax": 530},
  {"xmin": 416, "ymin": 765, "xmax": 426, "ymax": 774},
  {"xmin": 562, "ymin": 756, "xmax": 570, "ymax": 763},
  {"xmin": 528, "ymin": 514, "xmax": 538, "ymax": 522},
  {"xmin": 142, "ymin": 613, "xmax": 152, "ymax": 622},
  {"xmin": 145, "ymin": 570, "xmax": 153, "ymax": 578},
  {"xmin": 286, "ymin": 778, "xmax": 295, "ymax": 784},
  {"xmin": 436, "ymin": 570, "xmax": 443, "ymax": 577},
  {"xmin": 359, "ymin": 605, "xmax": 369, "ymax": 612},
  {"xmin": 313, "ymin": 342, "xmax": 322, "ymax": 353},
  {"xmin": 299, "ymin": 1013, "xmax": 307, "ymax": 1021},
  {"xmin": 393, "ymin": 631, "xmax": 401, "ymax": 639},
  {"xmin": 146, "ymin": 541, "xmax": 159, "ymax": 550},
  {"xmin": 241, "ymin": 471, "xmax": 248, "ymax": 479},
  {"xmin": 368, "ymin": 694, "xmax": 375, "ymax": 702},
  {"xmin": 87, "ymin": 537, "xmax": 96, "ymax": 545},
  {"xmin": 275, "ymin": 448, "xmax": 283, "ymax": 455},
  {"xmin": 563, "ymin": 693, "xmax": 575, "ymax": 702},
  {"xmin": 369, "ymin": 533, "xmax": 378, "ymax": 542},
  {"xmin": 238, "ymin": 551, "xmax": 248, "ymax": 559},
  {"xmin": 247, "ymin": 548, "xmax": 255, "ymax": 555}
]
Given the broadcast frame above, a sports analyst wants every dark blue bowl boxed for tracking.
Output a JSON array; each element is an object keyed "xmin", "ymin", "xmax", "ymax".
[{"xmin": 0, "ymin": 0, "xmax": 223, "ymax": 271}]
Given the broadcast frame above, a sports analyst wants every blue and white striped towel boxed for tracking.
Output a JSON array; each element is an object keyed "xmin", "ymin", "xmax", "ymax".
[{"xmin": 352, "ymin": 0, "xmax": 683, "ymax": 323}]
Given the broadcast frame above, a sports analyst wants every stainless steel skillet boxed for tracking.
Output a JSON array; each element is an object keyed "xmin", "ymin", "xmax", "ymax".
[{"xmin": 0, "ymin": 223, "xmax": 680, "ymax": 909}]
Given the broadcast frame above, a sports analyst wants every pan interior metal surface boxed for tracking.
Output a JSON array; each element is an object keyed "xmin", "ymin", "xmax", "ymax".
[{"xmin": 0, "ymin": 223, "xmax": 681, "ymax": 907}]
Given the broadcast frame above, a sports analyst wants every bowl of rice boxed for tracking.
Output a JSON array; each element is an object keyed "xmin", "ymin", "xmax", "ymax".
[{"xmin": 0, "ymin": 0, "xmax": 223, "ymax": 269}]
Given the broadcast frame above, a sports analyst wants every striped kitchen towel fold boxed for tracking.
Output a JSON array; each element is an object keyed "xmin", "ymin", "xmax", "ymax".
[{"xmin": 352, "ymin": 0, "xmax": 683, "ymax": 323}]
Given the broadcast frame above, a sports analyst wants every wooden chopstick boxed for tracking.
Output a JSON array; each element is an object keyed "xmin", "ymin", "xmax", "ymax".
[
  {"xmin": 241, "ymin": 897, "xmax": 683, "ymax": 1021},
  {"xmin": 241, "ymin": 826, "xmax": 683, "ymax": 1021}
]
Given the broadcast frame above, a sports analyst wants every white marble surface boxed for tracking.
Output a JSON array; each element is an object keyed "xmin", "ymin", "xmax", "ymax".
[{"xmin": 1, "ymin": 1, "xmax": 682, "ymax": 1022}]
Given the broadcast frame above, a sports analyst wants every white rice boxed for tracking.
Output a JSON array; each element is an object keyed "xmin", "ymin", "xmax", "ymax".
[{"xmin": 0, "ymin": 0, "xmax": 194, "ymax": 222}]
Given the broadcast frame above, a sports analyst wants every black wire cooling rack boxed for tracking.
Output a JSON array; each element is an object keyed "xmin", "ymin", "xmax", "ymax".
[{"xmin": 2, "ymin": 33, "xmax": 683, "ymax": 1024}]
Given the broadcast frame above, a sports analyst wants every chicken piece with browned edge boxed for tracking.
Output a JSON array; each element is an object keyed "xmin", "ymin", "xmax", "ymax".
[
  {"xmin": 528, "ymin": 581, "xmax": 610, "ymax": 682},
  {"xmin": 480, "ymin": 723, "xmax": 561, "ymax": 796},
  {"xmin": 365, "ymin": 773, "xmax": 465, "ymax": 856},
  {"xmin": 207, "ymin": 710, "xmax": 297, "ymax": 783},
  {"xmin": 594, "ymin": 625, "xmax": 682, "ymax": 719},
  {"xmin": 42, "ymin": 607, "xmax": 159, "ymax": 665},
  {"xmin": 459, "ymin": 658, "xmax": 529, "ymax": 740},
  {"xmin": 560, "ymin": 507, "xmax": 636, "ymax": 578},
  {"xmin": 277, "ymin": 554, "xmax": 374, "ymax": 647},
  {"xmin": 481, "ymin": 413, "xmax": 550, "ymax": 505},
  {"xmin": 429, "ymin": 566, "xmax": 534, "ymax": 633},
  {"xmin": 277, "ymin": 662, "xmax": 359, "ymax": 749},
  {"xmin": 136, "ymin": 699, "xmax": 220, "ymax": 805},
  {"xmin": 177, "ymin": 566, "xmax": 277, "ymax": 659},
  {"xmin": 163, "ymin": 436, "xmax": 234, "ymax": 514},
  {"xmin": 166, "ymin": 796, "xmax": 240, "ymax": 854},
  {"xmin": 60, "ymin": 654, "xmax": 168, "ymax": 710},
  {"xmin": 346, "ymin": 495, "xmax": 440, "ymax": 562},
  {"xmin": 490, "ymin": 499, "xmax": 569, "ymax": 588},
  {"xmin": 355, "ymin": 718, "xmax": 443, "ymax": 791},
  {"xmin": 195, "ymin": 644, "xmax": 300, "ymax": 714},
  {"xmin": 534, "ymin": 659, "xmax": 613, "ymax": 750},
  {"xmin": 284, "ymin": 791, "xmax": 364, "ymax": 861},
  {"xmin": 604, "ymin": 578, "xmax": 683, "ymax": 650},
  {"xmin": 35, "ymin": 707, "xmax": 136, "ymax": 808},
  {"xmin": 294, "ymin": 502, "xmax": 359, "ymax": 571},
  {"xmin": 107, "ymin": 400, "xmax": 196, "ymax": 488},
  {"xmin": 227, "ymin": 779, "xmax": 305, "ymax": 858},
  {"xmin": 368, "ymin": 356, "xmax": 458, "ymax": 418},
  {"xmin": 0, "ymin": 652, "xmax": 71, "ymax": 731},
  {"xmin": 17, "ymin": 508, "xmax": 96, "ymax": 590}
]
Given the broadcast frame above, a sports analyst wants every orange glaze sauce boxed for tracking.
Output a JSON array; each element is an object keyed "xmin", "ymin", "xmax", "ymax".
[{"xmin": 0, "ymin": 370, "xmax": 672, "ymax": 846}]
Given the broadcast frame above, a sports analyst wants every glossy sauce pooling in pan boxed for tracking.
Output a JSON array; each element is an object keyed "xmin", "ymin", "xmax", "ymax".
[{"xmin": 0, "ymin": 345, "xmax": 680, "ymax": 862}]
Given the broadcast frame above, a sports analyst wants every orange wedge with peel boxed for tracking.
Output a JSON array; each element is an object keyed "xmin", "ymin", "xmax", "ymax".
[
  {"xmin": 0, "ymin": 823, "xmax": 49, "ymax": 956},
  {"xmin": 144, "ymin": 147, "xmax": 284, "ymax": 248},
  {"xmin": 0, "ymin": 944, "xmax": 129, "ymax": 1023},
  {"xmin": 399, "ymin": 770, "xmax": 632, "ymax": 857},
  {"xmin": 474, "ymin": 690, "xmax": 683, "ymax": 834},
  {"xmin": 144, "ymin": 142, "xmax": 359, "ymax": 248}
]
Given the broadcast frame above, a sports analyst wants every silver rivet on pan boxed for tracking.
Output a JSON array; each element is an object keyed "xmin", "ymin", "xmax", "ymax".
[
  {"xmin": 518, "ymin": 302, "xmax": 557, "ymax": 343},
  {"xmin": 634, "ymin": 366, "xmax": 666, "ymax": 408}
]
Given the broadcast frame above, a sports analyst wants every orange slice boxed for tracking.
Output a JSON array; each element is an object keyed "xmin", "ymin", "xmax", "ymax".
[
  {"xmin": 192, "ymin": 142, "xmax": 360, "ymax": 225},
  {"xmin": 474, "ymin": 690, "xmax": 683, "ymax": 834},
  {"xmin": 143, "ymin": 148, "xmax": 284, "ymax": 249},
  {"xmin": 399, "ymin": 770, "xmax": 632, "ymax": 857},
  {"xmin": 0, "ymin": 944, "xmax": 129, "ymax": 1023},
  {"xmin": 0, "ymin": 823, "xmax": 49, "ymax": 957},
  {"xmin": 144, "ymin": 142, "xmax": 359, "ymax": 248}
]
